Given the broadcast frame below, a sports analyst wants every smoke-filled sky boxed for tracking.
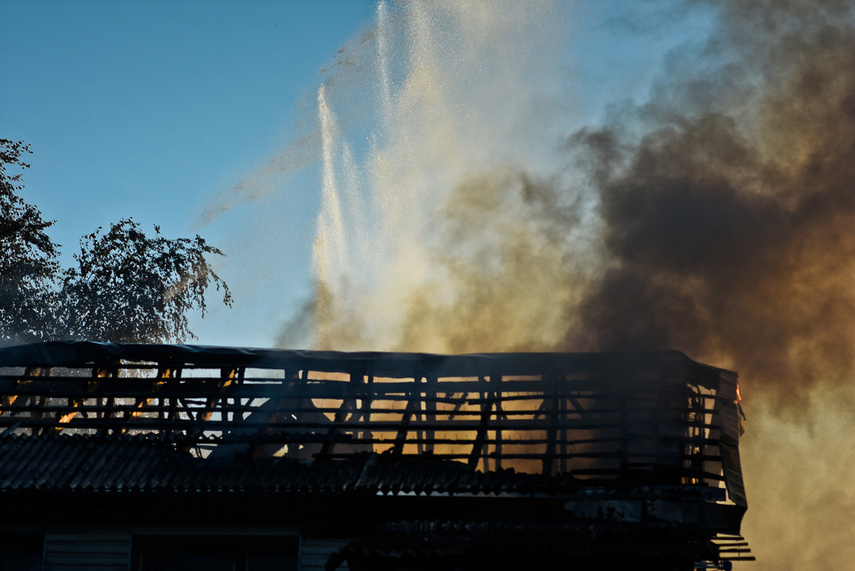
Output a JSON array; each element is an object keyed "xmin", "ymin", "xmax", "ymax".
[
  {"xmin": 1, "ymin": 0, "xmax": 698, "ymax": 348},
  {"xmin": 4, "ymin": 1, "xmax": 855, "ymax": 569}
]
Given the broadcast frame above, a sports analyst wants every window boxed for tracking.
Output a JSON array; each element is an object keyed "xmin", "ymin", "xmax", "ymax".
[
  {"xmin": 0, "ymin": 533, "xmax": 43, "ymax": 571},
  {"xmin": 135, "ymin": 535, "xmax": 298, "ymax": 571}
]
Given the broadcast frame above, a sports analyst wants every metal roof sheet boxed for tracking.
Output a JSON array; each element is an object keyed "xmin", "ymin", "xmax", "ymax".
[
  {"xmin": 0, "ymin": 434, "xmax": 564, "ymax": 495},
  {"xmin": 0, "ymin": 434, "xmax": 729, "ymax": 501}
]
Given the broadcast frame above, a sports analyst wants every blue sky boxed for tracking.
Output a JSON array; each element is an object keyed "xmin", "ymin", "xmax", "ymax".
[
  {"xmin": 2, "ymin": 0, "xmax": 380, "ymax": 346},
  {"xmin": 1, "ymin": 0, "xmax": 711, "ymax": 348},
  {"xmin": 1, "ymin": 0, "xmax": 376, "ymax": 248}
]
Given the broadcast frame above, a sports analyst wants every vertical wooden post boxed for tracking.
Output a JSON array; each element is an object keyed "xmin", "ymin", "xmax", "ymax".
[
  {"xmin": 468, "ymin": 376, "xmax": 494, "ymax": 471},
  {"xmin": 543, "ymin": 373, "xmax": 559, "ymax": 476},
  {"xmin": 491, "ymin": 374, "xmax": 502, "ymax": 471},
  {"xmin": 393, "ymin": 398, "xmax": 417, "ymax": 456},
  {"xmin": 417, "ymin": 376, "xmax": 437, "ymax": 455},
  {"xmin": 558, "ymin": 382, "xmax": 567, "ymax": 474},
  {"xmin": 356, "ymin": 373, "xmax": 374, "ymax": 447},
  {"xmin": 619, "ymin": 394, "xmax": 629, "ymax": 476}
]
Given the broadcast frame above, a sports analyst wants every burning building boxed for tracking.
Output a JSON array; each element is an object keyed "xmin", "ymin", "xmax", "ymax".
[{"xmin": 0, "ymin": 341, "xmax": 751, "ymax": 570}]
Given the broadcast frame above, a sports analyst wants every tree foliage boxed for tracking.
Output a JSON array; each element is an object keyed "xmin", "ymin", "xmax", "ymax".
[
  {"xmin": 59, "ymin": 220, "xmax": 232, "ymax": 343},
  {"xmin": 0, "ymin": 139, "xmax": 59, "ymax": 343},
  {"xmin": 0, "ymin": 139, "xmax": 232, "ymax": 345}
]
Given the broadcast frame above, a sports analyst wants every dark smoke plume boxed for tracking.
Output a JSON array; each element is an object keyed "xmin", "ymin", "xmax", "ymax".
[
  {"xmin": 564, "ymin": 0, "xmax": 855, "ymax": 404},
  {"xmin": 554, "ymin": 6, "xmax": 855, "ymax": 564}
]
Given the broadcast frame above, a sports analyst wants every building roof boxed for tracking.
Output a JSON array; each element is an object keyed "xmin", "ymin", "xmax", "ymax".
[
  {"xmin": 0, "ymin": 433, "xmax": 568, "ymax": 496},
  {"xmin": 0, "ymin": 341, "xmax": 734, "ymax": 389},
  {"xmin": 0, "ymin": 341, "xmax": 753, "ymax": 567},
  {"xmin": 0, "ymin": 341, "xmax": 746, "ymax": 498}
]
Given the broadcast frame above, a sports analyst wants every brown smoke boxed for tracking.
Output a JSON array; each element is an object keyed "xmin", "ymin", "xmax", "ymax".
[
  {"xmin": 563, "ymin": 0, "xmax": 855, "ymax": 407},
  {"xmin": 392, "ymin": 169, "xmax": 593, "ymax": 354},
  {"xmin": 560, "ymin": 5, "xmax": 855, "ymax": 563},
  {"xmin": 303, "ymin": 2, "xmax": 855, "ymax": 567}
]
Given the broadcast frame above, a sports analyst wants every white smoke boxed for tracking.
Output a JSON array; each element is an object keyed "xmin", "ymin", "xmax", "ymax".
[{"xmin": 311, "ymin": 0, "xmax": 591, "ymax": 352}]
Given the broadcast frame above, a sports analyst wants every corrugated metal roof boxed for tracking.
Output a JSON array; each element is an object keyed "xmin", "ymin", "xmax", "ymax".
[
  {"xmin": 0, "ymin": 435, "xmax": 751, "ymax": 566},
  {"xmin": 0, "ymin": 341, "xmax": 746, "ymax": 502},
  {"xmin": 0, "ymin": 343, "xmax": 753, "ymax": 568},
  {"xmin": 0, "ymin": 434, "xmax": 576, "ymax": 495},
  {"xmin": 0, "ymin": 433, "xmax": 741, "ymax": 502}
]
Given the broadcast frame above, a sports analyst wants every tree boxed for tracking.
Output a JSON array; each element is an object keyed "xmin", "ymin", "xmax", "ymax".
[
  {"xmin": 1, "ymin": 138, "xmax": 232, "ymax": 345},
  {"xmin": 58, "ymin": 219, "xmax": 233, "ymax": 343},
  {"xmin": 0, "ymin": 139, "xmax": 59, "ymax": 344}
]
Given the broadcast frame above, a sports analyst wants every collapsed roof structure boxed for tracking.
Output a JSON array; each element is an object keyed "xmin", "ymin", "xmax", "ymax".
[{"xmin": 0, "ymin": 341, "xmax": 752, "ymax": 570}]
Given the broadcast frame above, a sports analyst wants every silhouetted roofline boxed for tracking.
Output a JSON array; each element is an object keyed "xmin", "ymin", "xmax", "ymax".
[{"xmin": 0, "ymin": 341, "xmax": 735, "ymax": 389}]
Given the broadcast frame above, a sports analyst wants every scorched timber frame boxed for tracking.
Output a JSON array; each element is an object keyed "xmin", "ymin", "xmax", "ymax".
[
  {"xmin": 0, "ymin": 342, "xmax": 741, "ymax": 484},
  {"xmin": 0, "ymin": 341, "xmax": 753, "ymax": 569}
]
